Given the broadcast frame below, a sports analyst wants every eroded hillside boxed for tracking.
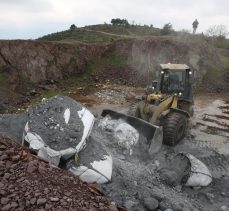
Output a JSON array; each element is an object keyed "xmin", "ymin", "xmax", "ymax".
[{"xmin": 0, "ymin": 35, "xmax": 227, "ymax": 112}]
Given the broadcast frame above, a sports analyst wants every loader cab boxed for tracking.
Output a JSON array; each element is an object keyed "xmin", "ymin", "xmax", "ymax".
[{"xmin": 159, "ymin": 64, "xmax": 193, "ymax": 101}]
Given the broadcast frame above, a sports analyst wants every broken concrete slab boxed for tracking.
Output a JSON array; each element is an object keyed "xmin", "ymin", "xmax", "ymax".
[
  {"xmin": 22, "ymin": 95, "xmax": 112, "ymax": 184},
  {"xmin": 38, "ymin": 147, "xmax": 61, "ymax": 166},
  {"xmin": 69, "ymin": 157, "xmax": 112, "ymax": 184},
  {"xmin": 25, "ymin": 95, "xmax": 85, "ymax": 151},
  {"xmin": 22, "ymin": 95, "xmax": 97, "ymax": 171},
  {"xmin": 159, "ymin": 152, "xmax": 212, "ymax": 187},
  {"xmin": 24, "ymin": 132, "xmax": 45, "ymax": 151},
  {"xmin": 67, "ymin": 136, "xmax": 113, "ymax": 184},
  {"xmin": 184, "ymin": 153, "xmax": 212, "ymax": 187}
]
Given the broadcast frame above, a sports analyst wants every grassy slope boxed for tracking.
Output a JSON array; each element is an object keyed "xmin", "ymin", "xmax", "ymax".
[
  {"xmin": 38, "ymin": 24, "xmax": 160, "ymax": 43},
  {"xmin": 38, "ymin": 24, "xmax": 228, "ymax": 92}
]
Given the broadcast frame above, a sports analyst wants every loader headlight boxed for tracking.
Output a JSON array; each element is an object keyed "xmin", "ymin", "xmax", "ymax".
[
  {"xmin": 189, "ymin": 71, "xmax": 192, "ymax": 75},
  {"xmin": 179, "ymin": 92, "xmax": 182, "ymax": 96},
  {"xmin": 161, "ymin": 70, "xmax": 164, "ymax": 74}
]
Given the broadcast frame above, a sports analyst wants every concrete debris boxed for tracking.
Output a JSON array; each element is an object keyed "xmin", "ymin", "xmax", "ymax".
[
  {"xmin": 69, "ymin": 155, "xmax": 112, "ymax": 184},
  {"xmin": 159, "ymin": 153, "xmax": 191, "ymax": 186},
  {"xmin": 67, "ymin": 136, "xmax": 113, "ymax": 184},
  {"xmin": 143, "ymin": 197, "xmax": 159, "ymax": 210},
  {"xmin": 59, "ymin": 148, "xmax": 77, "ymax": 160},
  {"xmin": 1, "ymin": 93, "xmax": 228, "ymax": 211},
  {"xmin": 38, "ymin": 147, "xmax": 61, "ymax": 166},
  {"xmin": 24, "ymin": 131, "xmax": 45, "ymax": 151},
  {"xmin": 76, "ymin": 107, "xmax": 95, "ymax": 153},
  {"xmin": 220, "ymin": 206, "xmax": 229, "ymax": 211},
  {"xmin": 21, "ymin": 95, "xmax": 96, "ymax": 167},
  {"xmin": 25, "ymin": 95, "xmax": 85, "ymax": 151},
  {"xmin": 64, "ymin": 108, "xmax": 70, "ymax": 124},
  {"xmin": 114, "ymin": 123, "xmax": 139, "ymax": 152},
  {"xmin": 99, "ymin": 115, "xmax": 139, "ymax": 155},
  {"xmin": 184, "ymin": 153, "xmax": 212, "ymax": 187}
]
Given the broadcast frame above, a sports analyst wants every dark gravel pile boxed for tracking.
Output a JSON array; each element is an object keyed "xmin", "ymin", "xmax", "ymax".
[
  {"xmin": 26, "ymin": 95, "xmax": 84, "ymax": 151},
  {"xmin": 0, "ymin": 135, "xmax": 118, "ymax": 211}
]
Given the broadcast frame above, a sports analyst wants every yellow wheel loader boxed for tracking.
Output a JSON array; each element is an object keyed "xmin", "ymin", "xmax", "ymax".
[
  {"xmin": 102, "ymin": 64, "xmax": 193, "ymax": 152},
  {"xmin": 135, "ymin": 64, "xmax": 194, "ymax": 145}
]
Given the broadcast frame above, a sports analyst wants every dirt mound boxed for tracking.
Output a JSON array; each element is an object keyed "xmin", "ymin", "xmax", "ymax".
[{"xmin": 0, "ymin": 135, "xmax": 117, "ymax": 211}]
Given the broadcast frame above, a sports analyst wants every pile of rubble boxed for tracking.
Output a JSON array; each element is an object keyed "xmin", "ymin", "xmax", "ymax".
[
  {"xmin": 0, "ymin": 95, "xmax": 228, "ymax": 211},
  {"xmin": 0, "ymin": 135, "xmax": 117, "ymax": 211}
]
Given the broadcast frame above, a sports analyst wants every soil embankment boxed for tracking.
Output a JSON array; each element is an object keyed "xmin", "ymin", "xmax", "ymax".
[{"xmin": 0, "ymin": 135, "xmax": 117, "ymax": 211}]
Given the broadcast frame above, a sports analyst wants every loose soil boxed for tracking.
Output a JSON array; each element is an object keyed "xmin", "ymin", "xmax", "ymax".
[{"xmin": 0, "ymin": 135, "xmax": 118, "ymax": 211}]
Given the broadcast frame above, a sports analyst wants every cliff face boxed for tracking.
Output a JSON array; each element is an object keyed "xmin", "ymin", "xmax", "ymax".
[
  {"xmin": 0, "ymin": 37, "xmax": 223, "ymax": 91},
  {"xmin": 115, "ymin": 36, "xmax": 223, "ymax": 87},
  {"xmin": 0, "ymin": 40, "xmax": 109, "ymax": 86}
]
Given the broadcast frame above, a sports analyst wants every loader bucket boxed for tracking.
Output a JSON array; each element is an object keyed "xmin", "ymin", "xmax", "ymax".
[{"xmin": 101, "ymin": 109, "xmax": 163, "ymax": 155}]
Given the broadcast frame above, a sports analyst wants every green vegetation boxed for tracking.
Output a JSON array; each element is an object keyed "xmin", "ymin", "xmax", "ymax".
[
  {"xmin": 29, "ymin": 90, "xmax": 63, "ymax": 108},
  {"xmin": 104, "ymin": 52, "xmax": 126, "ymax": 67},
  {"xmin": 39, "ymin": 28, "xmax": 121, "ymax": 43},
  {"xmin": 38, "ymin": 24, "xmax": 161, "ymax": 43},
  {"xmin": 70, "ymin": 24, "xmax": 77, "ymax": 30},
  {"xmin": 220, "ymin": 55, "xmax": 229, "ymax": 68},
  {"xmin": 81, "ymin": 63, "xmax": 96, "ymax": 80},
  {"xmin": 218, "ymin": 48, "xmax": 229, "ymax": 69},
  {"xmin": 111, "ymin": 18, "xmax": 129, "ymax": 26},
  {"xmin": 160, "ymin": 23, "xmax": 174, "ymax": 35},
  {"xmin": 203, "ymin": 62, "xmax": 221, "ymax": 81}
]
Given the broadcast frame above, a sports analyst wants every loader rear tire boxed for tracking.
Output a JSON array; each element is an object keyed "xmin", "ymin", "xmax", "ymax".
[{"xmin": 163, "ymin": 112, "xmax": 187, "ymax": 146}]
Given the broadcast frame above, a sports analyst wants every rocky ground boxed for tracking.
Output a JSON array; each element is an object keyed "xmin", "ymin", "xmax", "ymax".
[
  {"xmin": 0, "ymin": 84, "xmax": 229, "ymax": 211},
  {"xmin": 87, "ymin": 89, "xmax": 229, "ymax": 211},
  {"xmin": 0, "ymin": 135, "xmax": 120, "ymax": 211}
]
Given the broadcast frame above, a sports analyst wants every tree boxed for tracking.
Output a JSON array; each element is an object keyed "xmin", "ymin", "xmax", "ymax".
[
  {"xmin": 206, "ymin": 25, "xmax": 228, "ymax": 48},
  {"xmin": 70, "ymin": 24, "xmax": 76, "ymax": 30},
  {"xmin": 206, "ymin": 25, "xmax": 228, "ymax": 38},
  {"xmin": 161, "ymin": 23, "xmax": 173, "ymax": 35},
  {"xmin": 111, "ymin": 18, "xmax": 129, "ymax": 26}
]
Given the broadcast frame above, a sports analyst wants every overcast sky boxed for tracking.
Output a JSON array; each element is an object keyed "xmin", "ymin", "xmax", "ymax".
[{"xmin": 0, "ymin": 0, "xmax": 228, "ymax": 39}]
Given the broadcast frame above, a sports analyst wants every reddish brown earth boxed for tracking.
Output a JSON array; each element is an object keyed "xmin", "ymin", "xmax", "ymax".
[{"xmin": 0, "ymin": 135, "xmax": 119, "ymax": 211}]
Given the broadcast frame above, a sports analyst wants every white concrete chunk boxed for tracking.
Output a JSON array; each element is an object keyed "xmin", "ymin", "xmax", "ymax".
[
  {"xmin": 185, "ymin": 153, "xmax": 212, "ymax": 187},
  {"xmin": 38, "ymin": 147, "xmax": 61, "ymax": 166},
  {"xmin": 79, "ymin": 169, "xmax": 108, "ymax": 184},
  {"xmin": 90, "ymin": 155, "xmax": 113, "ymax": 181},
  {"xmin": 64, "ymin": 108, "xmax": 70, "ymax": 124}
]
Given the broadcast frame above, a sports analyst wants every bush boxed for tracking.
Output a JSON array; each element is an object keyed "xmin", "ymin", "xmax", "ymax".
[
  {"xmin": 111, "ymin": 18, "xmax": 129, "ymax": 27},
  {"xmin": 161, "ymin": 23, "xmax": 173, "ymax": 35},
  {"xmin": 70, "ymin": 24, "xmax": 77, "ymax": 30}
]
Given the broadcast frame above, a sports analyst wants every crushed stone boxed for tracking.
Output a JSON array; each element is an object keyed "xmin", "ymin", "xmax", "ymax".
[
  {"xmin": 26, "ymin": 95, "xmax": 84, "ymax": 151},
  {"xmin": 0, "ymin": 113, "xmax": 28, "ymax": 142}
]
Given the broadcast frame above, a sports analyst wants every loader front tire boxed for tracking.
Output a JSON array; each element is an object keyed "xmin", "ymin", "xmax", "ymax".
[{"xmin": 163, "ymin": 112, "xmax": 187, "ymax": 146}]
